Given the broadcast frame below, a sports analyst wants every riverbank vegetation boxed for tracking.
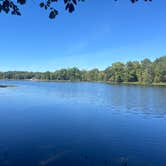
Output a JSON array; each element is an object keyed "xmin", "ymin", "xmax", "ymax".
[{"xmin": 0, "ymin": 56, "xmax": 166, "ymax": 85}]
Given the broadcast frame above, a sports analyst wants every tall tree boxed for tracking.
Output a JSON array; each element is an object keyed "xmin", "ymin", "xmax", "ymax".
[
  {"xmin": 140, "ymin": 58, "xmax": 154, "ymax": 83},
  {"xmin": 153, "ymin": 56, "xmax": 166, "ymax": 83},
  {"xmin": 125, "ymin": 61, "xmax": 140, "ymax": 82}
]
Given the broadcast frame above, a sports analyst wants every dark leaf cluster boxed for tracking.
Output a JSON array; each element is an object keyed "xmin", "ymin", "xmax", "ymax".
[
  {"xmin": 0, "ymin": 0, "xmax": 21, "ymax": 15},
  {"xmin": 0, "ymin": 0, "xmax": 153, "ymax": 19},
  {"xmin": 39, "ymin": 0, "xmax": 85, "ymax": 19}
]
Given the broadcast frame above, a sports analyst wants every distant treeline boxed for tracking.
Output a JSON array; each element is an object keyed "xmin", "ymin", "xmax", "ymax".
[{"xmin": 0, "ymin": 56, "xmax": 166, "ymax": 84}]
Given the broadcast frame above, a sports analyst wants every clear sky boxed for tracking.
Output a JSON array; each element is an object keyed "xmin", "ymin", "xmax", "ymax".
[{"xmin": 0, "ymin": 0, "xmax": 166, "ymax": 71}]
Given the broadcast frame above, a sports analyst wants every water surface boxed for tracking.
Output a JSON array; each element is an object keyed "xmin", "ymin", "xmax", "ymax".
[{"xmin": 0, "ymin": 80, "xmax": 166, "ymax": 166}]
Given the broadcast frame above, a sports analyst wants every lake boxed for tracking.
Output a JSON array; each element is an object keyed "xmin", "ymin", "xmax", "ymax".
[{"xmin": 0, "ymin": 80, "xmax": 166, "ymax": 166}]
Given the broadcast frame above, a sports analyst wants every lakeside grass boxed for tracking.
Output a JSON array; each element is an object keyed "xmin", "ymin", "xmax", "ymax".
[{"xmin": 107, "ymin": 81, "xmax": 166, "ymax": 87}]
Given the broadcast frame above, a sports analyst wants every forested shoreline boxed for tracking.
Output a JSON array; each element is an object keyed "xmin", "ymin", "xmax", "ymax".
[{"xmin": 0, "ymin": 56, "xmax": 166, "ymax": 85}]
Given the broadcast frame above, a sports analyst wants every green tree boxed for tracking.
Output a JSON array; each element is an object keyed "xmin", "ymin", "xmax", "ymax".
[
  {"xmin": 140, "ymin": 58, "xmax": 154, "ymax": 84},
  {"xmin": 125, "ymin": 61, "xmax": 140, "ymax": 82},
  {"xmin": 0, "ymin": 56, "xmax": 165, "ymax": 84},
  {"xmin": 87, "ymin": 68, "xmax": 100, "ymax": 81},
  {"xmin": 153, "ymin": 56, "xmax": 166, "ymax": 82},
  {"xmin": 67, "ymin": 67, "xmax": 81, "ymax": 81},
  {"xmin": 111, "ymin": 62, "xmax": 125, "ymax": 82}
]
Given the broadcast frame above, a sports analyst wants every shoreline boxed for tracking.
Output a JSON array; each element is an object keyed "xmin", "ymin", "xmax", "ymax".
[
  {"xmin": 0, "ymin": 79, "xmax": 166, "ymax": 87},
  {"xmin": 106, "ymin": 81, "xmax": 166, "ymax": 87}
]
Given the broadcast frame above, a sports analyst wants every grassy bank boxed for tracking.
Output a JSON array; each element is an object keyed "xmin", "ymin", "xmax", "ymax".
[{"xmin": 107, "ymin": 81, "xmax": 166, "ymax": 87}]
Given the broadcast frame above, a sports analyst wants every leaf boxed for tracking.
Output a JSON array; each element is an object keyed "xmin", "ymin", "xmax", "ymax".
[
  {"xmin": 64, "ymin": 0, "xmax": 68, "ymax": 4},
  {"xmin": 47, "ymin": 0, "xmax": 51, "ymax": 5},
  {"xmin": 17, "ymin": 0, "xmax": 26, "ymax": 5},
  {"xmin": 54, "ymin": 9, "xmax": 58, "ymax": 15},
  {"xmin": 49, "ymin": 9, "xmax": 58, "ymax": 19},
  {"xmin": 65, "ymin": 3, "xmax": 69, "ymax": 10},
  {"xmin": 69, "ymin": 3, "xmax": 74, "ymax": 13},
  {"xmin": 40, "ymin": 2, "xmax": 44, "ymax": 8},
  {"xmin": 16, "ymin": 11, "xmax": 21, "ymax": 15},
  {"xmin": 72, "ymin": 0, "xmax": 77, "ymax": 5},
  {"xmin": 11, "ymin": 11, "xmax": 15, "ymax": 15},
  {"xmin": 44, "ymin": 5, "xmax": 48, "ymax": 10}
]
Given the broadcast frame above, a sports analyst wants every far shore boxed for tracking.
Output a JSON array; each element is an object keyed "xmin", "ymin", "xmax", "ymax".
[
  {"xmin": 106, "ymin": 81, "xmax": 166, "ymax": 87},
  {"xmin": 1, "ymin": 79, "xmax": 166, "ymax": 87}
]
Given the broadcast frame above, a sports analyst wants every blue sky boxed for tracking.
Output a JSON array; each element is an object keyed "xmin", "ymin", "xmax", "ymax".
[{"xmin": 0, "ymin": 0, "xmax": 166, "ymax": 71}]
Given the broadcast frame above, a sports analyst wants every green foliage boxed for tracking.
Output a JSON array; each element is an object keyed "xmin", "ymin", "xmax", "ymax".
[
  {"xmin": 0, "ymin": 56, "xmax": 166, "ymax": 84},
  {"xmin": 153, "ymin": 56, "xmax": 166, "ymax": 82},
  {"xmin": 125, "ymin": 61, "xmax": 140, "ymax": 82}
]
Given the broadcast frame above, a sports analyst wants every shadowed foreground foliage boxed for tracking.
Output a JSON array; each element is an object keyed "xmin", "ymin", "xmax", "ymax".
[
  {"xmin": 0, "ymin": 0, "xmax": 152, "ymax": 19},
  {"xmin": 0, "ymin": 56, "xmax": 165, "ymax": 85},
  {"xmin": 0, "ymin": 85, "xmax": 15, "ymax": 88}
]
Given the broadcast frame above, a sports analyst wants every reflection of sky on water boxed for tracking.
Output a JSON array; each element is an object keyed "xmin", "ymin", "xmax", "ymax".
[
  {"xmin": 0, "ymin": 81, "xmax": 165, "ymax": 118},
  {"xmin": 0, "ymin": 81, "xmax": 166, "ymax": 165}
]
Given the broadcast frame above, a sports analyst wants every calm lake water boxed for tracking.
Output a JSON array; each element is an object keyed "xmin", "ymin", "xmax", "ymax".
[{"xmin": 0, "ymin": 80, "xmax": 166, "ymax": 166}]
